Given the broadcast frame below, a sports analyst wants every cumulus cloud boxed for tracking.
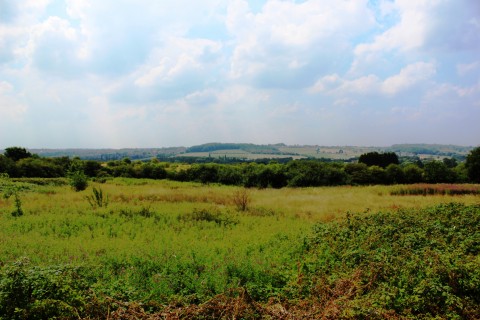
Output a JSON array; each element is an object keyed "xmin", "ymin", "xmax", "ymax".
[
  {"xmin": 382, "ymin": 62, "xmax": 436, "ymax": 95},
  {"xmin": 227, "ymin": 0, "xmax": 375, "ymax": 88},
  {"xmin": 0, "ymin": 81, "xmax": 27, "ymax": 119},
  {"xmin": 457, "ymin": 61, "xmax": 480, "ymax": 76},
  {"xmin": 309, "ymin": 62, "xmax": 436, "ymax": 96},
  {"xmin": 26, "ymin": 16, "xmax": 86, "ymax": 77},
  {"xmin": 352, "ymin": 0, "xmax": 480, "ymax": 76},
  {"xmin": 0, "ymin": 0, "xmax": 479, "ymax": 147}
]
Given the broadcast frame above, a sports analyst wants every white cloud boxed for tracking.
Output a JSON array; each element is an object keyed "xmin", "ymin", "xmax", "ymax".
[
  {"xmin": 134, "ymin": 38, "xmax": 222, "ymax": 88},
  {"xmin": 0, "ymin": 81, "xmax": 27, "ymax": 119},
  {"xmin": 352, "ymin": 0, "xmax": 480, "ymax": 76},
  {"xmin": 382, "ymin": 62, "xmax": 436, "ymax": 95},
  {"xmin": 227, "ymin": 0, "xmax": 375, "ymax": 88},
  {"xmin": 340, "ymin": 75, "xmax": 381, "ymax": 95},
  {"xmin": 25, "ymin": 16, "xmax": 86, "ymax": 77},
  {"xmin": 309, "ymin": 62, "xmax": 436, "ymax": 96},
  {"xmin": 457, "ymin": 61, "xmax": 480, "ymax": 76},
  {"xmin": 355, "ymin": 1, "xmax": 430, "ymax": 56}
]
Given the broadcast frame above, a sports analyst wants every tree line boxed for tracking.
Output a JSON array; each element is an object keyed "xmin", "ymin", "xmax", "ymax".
[{"xmin": 1, "ymin": 147, "xmax": 479, "ymax": 187}]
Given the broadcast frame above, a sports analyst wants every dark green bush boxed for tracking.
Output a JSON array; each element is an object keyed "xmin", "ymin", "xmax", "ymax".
[
  {"xmin": 294, "ymin": 203, "xmax": 480, "ymax": 318},
  {"xmin": 0, "ymin": 259, "xmax": 94, "ymax": 320},
  {"xmin": 68, "ymin": 170, "xmax": 88, "ymax": 191}
]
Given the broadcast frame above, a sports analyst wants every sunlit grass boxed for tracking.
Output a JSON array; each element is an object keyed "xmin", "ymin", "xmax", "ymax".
[{"xmin": 2, "ymin": 179, "xmax": 478, "ymax": 267}]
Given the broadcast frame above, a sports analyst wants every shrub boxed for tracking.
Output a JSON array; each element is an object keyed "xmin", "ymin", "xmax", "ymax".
[
  {"xmin": 1, "ymin": 173, "xmax": 24, "ymax": 217},
  {"xmin": 68, "ymin": 170, "xmax": 88, "ymax": 191},
  {"xmin": 295, "ymin": 203, "xmax": 480, "ymax": 318},
  {"xmin": 232, "ymin": 188, "xmax": 250, "ymax": 211},
  {"xmin": 0, "ymin": 259, "xmax": 94, "ymax": 320},
  {"xmin": 178, "ymin": 208, "xmax": 239, "ymax": 227}
]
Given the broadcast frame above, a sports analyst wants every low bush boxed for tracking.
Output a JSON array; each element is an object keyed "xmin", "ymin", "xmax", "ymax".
[
  {"xmin": 68, "ymin": 170, "xmax": 88, "ymax": 192},
  {"xmin": 293, "ymin": 203, "xmax": 480, "ymax": 318},
  {"xmin": 178, "ymin": 208, "xmax": 239, "ymax": 227}
]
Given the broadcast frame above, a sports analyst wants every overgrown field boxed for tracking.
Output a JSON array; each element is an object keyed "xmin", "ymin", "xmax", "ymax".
[{"xmin": 0, "ymin": 178, "xmax": 479, "ymax": 319}]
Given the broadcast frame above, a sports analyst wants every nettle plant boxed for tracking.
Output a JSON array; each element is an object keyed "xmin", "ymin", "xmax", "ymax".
[{"xmin": 1, "ymin": 173, "xmax": 24, "ymax": 217}]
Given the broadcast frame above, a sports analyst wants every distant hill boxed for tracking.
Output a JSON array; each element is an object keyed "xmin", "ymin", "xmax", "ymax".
[
  {"xmin": 27, "ymin": 147, "xmax": 186, "ymax": 161},
  {"xmin": 387, "ymin": 144, "xmax": 473, "ymax": 156},
  {"xmin": 1, "ymin": 143, "xmax": 474, "ymax": 161},
  {"xmin": 185, "ymin": 143, "xmax": 287, "ymax": 154}
]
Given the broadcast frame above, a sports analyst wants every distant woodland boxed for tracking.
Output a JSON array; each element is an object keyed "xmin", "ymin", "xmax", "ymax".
[{"xmin": 1, "ymin": 145, "xmax": 479, "ymax": 187}]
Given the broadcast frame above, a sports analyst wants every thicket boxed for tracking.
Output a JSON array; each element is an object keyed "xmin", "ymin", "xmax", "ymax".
[{"xmin": 1, "ymin": 147, "xmax": 479, "ymax": 187}]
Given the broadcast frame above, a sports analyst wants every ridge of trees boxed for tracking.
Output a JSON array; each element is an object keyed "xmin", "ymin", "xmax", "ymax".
[{"xmin": 185, "ymin": 143, "xmax": 284, "ymax": 154}]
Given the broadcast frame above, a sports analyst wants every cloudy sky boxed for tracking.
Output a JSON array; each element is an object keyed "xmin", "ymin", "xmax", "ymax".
[{"xmin": 0, "ymin": 0, "xmax": 479, "ymax": 148}]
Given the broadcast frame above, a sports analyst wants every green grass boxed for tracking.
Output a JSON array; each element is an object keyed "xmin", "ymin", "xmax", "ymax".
[{"xmin": 0, "ymin": 178, "xmax": 479, "ymax": 318}]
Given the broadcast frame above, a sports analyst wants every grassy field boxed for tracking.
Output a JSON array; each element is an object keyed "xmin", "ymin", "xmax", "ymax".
[{"xmin": 0, "ymin": 178, "xmax": 479, "ymax": 318}]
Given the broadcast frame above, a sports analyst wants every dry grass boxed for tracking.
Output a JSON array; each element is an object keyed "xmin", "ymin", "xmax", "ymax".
[{"xmin": 9, "ymin": 180, "xmax": 480, "ymax": 224}]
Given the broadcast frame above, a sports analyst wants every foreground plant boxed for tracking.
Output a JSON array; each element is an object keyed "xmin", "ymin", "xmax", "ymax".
[
  {"xmin": 1, "ymin": 173, "xmax": 24, "ymax": 217},
  {"xmin": 86, "ymin": 187, "xmax": 109, "ymax": 209},
  {"xmin": 232, "ymin": 188, "xmax": 250, "ymax": 211}
]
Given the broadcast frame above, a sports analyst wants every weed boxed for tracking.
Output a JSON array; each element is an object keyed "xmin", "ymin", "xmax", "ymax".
[
  {"xmin": 86, "ymin": 187, "xmax": 109, "ymax": 209},
  {"xmin": 1, "ymin": 174, "xmax": 24, "ymax": 217},
  {"xmin": 233, "ymin": 188, "xmax": 250, "ymax": 211},
  {"xmin": 178, "ymin": 208, "xmax": 239, "ymax": 227}
]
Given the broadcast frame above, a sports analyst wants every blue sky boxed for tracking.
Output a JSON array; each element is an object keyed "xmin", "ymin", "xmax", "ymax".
[{"xmin": 0, "ymin": 0, "xmax": 479, "ymax": 148}]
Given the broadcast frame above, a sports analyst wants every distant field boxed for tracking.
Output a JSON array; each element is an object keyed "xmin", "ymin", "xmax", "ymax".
[
  {"xmin": 277, "ymin": 146, "xmax": 380, "ymax": 159},
  {"xmin": 180, "ymin": 149, "xmax": 306, "ymax": 160}
]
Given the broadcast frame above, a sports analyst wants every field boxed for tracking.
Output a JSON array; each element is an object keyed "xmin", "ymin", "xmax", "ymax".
[
  {"xmin": 0, "ymin": 178, "xmax": 479, "ymax": 318},
  {"xmin": 179, "ymin": 149, "xmax": 306, "ymax": 160}
]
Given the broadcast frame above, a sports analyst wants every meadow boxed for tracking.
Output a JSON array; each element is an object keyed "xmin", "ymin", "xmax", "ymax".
[{"xmin": 0, "ymin": 178, "xmax": 479, "ymax": 318}]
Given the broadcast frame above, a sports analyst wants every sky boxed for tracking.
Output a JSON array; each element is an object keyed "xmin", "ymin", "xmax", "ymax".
[{"xmin": 0, "ymin": 0, "xmax": 479, "ymax": 149}]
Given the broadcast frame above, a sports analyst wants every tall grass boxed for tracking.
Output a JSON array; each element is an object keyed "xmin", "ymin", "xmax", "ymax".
[{"xmin": 391, "ymin": 183, "xmax": 480, "ymax": 196}]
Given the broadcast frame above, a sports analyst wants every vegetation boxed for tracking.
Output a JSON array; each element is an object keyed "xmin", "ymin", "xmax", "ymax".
[
  {"xmin": 358, "ymin": 151, "xmax": 399, "ymax": 168},
  {"xmin": 391, "ymin": 184, "xmax": 480, "ymax": 196},
  {"xmin": 85, "ymin": 187, "xmax": 109, "ymax": 209},
  {"xmin": 68, "ymin": 170, "xmax": 89, "ymax": 192},
  {"xmin": 185, "ymin": 143, "xmax": 285, "ymax": 154},
  {"xmin": 0, "ymin": 178, "xmax": 478, "ymax": 318},
  {"xmin": 1, "ymin": 173, "xmax": 25, "ymax": 217},
  {"xmin": 294, "ymin": 202, "xmax": 480, "ymax": 319},
  {"xmin": 466, "ymin": 146, "xmax": 480, "ymax": 183},
  {"xmin": 2, "ymin": 146, "xmax": 479, "ymax": 188}
]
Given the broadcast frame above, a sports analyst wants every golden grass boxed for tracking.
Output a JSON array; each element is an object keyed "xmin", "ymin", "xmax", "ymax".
[{"xmin": 9, "ymin": 180, "xmax": 480, "ymax": 223}]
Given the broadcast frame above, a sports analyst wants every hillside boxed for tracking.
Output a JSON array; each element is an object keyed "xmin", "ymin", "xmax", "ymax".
[{"xmin": 1, "ymin": 143, "xmax": 474, "ymax": 161}]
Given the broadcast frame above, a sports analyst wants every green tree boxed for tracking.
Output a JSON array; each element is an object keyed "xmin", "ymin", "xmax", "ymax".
[
  {"xmin": 442, "ymin": 157, "xmax": 458, "ymax": 168},
  {"xmin": 403, "ymin": 164, "xmax": 424, "ymax": 183},
  {"xmin": 358, "ymin": 152, "xmax": 399, "ymax": 168},
  {"xmin": 423, "ymin": 160, "xmax": 455, "ymax": 183},
  {"xmin": 0, "ymin": 155, "xmax": 15, "ymax": 176},
  {"xmin": 16, "ymin": 158, "xmax": 63, "ymax": 178},
  {"xmin": 4, "ymin": 147, "xmax": 32, "ymax": 162},
  {"xmin": 385, "ymin": 163, "xmax": 405, "ymax": 184},
  {"xmin": 465, "ymin": 147, "xmax": 480, "ymax": 183},
  {"xmin": 345, "ymin": 163, "xmax": 371, "ymax": 185}
]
